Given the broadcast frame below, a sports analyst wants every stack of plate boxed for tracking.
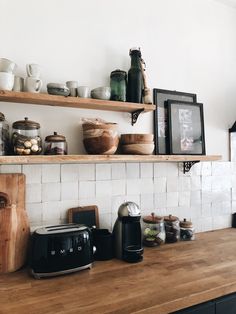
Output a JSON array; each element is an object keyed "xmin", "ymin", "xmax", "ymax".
[{"xmin": 120, "ymin": 134, "xmax": 154, "ymax": 155}]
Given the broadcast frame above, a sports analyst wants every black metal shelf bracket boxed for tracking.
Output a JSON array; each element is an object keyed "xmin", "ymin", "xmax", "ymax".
[
  {"xmin": 183, "ymin": 161, "xmax": 200, "ymax": 174},
  {"xmin": 131, "ymin": 109, "xmax": 144, "ymax": 125}
]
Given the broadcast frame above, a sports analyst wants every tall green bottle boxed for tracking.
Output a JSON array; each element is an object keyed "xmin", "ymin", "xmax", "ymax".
[{"xmin": 127, "ymin": 47, "xmax": 143, "ymax": 103}]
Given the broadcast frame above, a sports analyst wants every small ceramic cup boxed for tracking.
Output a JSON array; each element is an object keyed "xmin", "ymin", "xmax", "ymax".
[
  {"xmin": 0, "ymin": 72, "xmax": 14, "ymax": 90},
  {"xmin": 24, "ymin": 77, "xmax": 42, "ymax": 93},
  {"xmin": 0, "ymin": 58, "xmax": 17, "ymax": 73},
  {"xmin": 66, "ymin": 81, "xmax": 78, "ymax": 97},
  {"xmin": 13, "ymin": 76, "xmax": 24, "ymax": 92},
  {"xmin": 77, "ymin": 86, "xmax": 90, "ymax": 98},
  {"xmin": 26, "ymin": 63, "xmax": 41, "ymax": 78}
]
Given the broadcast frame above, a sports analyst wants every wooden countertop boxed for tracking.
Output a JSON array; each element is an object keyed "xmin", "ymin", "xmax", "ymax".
[{"xmin": 1, "ymin": 228, "xmax": 236, "ymax": 314}]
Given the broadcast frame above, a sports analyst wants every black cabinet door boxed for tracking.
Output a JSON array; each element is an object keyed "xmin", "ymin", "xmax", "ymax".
[
  {"xmin": 216, "ymin": 293, "xmax": 236, "ymax": 314},
  {"xmin": 172, "ymin": 301, "xmax": 215, "ymax": 314}
]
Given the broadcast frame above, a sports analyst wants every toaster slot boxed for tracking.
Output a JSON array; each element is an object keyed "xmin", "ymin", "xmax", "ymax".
[{"xmin": 46, "ymin": 225, "xmax": 86, "ymax": 233}]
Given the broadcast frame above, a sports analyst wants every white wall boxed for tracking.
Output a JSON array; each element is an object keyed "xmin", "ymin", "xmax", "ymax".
[{"xmin": 1, "ymin": 0, "xmax": 236, "ymax": 159}]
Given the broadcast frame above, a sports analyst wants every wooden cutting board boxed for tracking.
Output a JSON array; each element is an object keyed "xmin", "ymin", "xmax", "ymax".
[{"xmin": 0, "ymin": 173, "xmax": 30, "ymax": 273}]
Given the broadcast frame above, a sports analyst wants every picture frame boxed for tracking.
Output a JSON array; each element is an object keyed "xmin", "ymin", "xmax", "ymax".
[
  {"xmin": 67, "ymin": 205, "xmax": 99, "ymax": 228},
  {"xmin": 153, "ymin": 89, "xmax": 197, "ymax": 154},
  {"xmin": 167, "ymin": 100, "xmax": 205, "ymax": 155},
  {"xmin": 229, "ymin": 122, "xmax": 236, "ymax": 161}
]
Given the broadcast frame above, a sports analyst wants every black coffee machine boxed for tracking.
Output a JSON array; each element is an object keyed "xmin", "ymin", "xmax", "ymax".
[{"xmin": 113, "ymin": 201, "xmax": 143, "ymax": 263}]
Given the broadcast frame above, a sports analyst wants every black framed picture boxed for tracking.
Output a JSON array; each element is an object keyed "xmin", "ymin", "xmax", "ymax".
[
  {"xmin": 153, "ymin": 89, "xmax": 197, "ymax": 154},
  {"xmin": 167, "ymin": 100, "xmax": 205, "ymax": 155}
]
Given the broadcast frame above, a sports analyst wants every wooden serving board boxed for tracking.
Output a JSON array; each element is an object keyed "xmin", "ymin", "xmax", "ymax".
[{"xmin": 0, "ymin": 174, "xmax": 30, "ymax": 273}]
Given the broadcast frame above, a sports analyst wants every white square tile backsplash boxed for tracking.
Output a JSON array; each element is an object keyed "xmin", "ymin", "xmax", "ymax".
[
  {"xmin": 3, "ymin": 161, "xmax": 233, "ymax": 233},
  {"xmin": 42, "ymin": 164, "xmax": 60, "ymax": 183}
]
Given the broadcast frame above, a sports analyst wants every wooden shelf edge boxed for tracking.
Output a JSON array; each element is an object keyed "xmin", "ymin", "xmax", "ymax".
[
  {"xmin": 0, "ymin": 90, "xmax": 156, "ymax": 113},
  {"xmin": 0, "ymin": 154, "xmax": 222, "ymax": 165}
]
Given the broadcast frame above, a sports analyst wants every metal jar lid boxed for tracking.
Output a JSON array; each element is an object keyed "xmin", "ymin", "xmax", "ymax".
[
  {"xmin": 143, "ymin": 212, "xmax": 163, "ymax": 224},
  {"xmin": 12, "ymin": 117, "xmax": 40, "ymax": 130},
  {"xmin": 180, "ymin": 218, "xmax": 193, "ymax": 228},
  {"xmin": 0, "ymin": 112, "xmax": 5, "ymax": 122},
  {"xmin": 164, "ymin": 214, "xmax": 179, "ymax": 222},
  {"xmin": 45, "ymin": 131, "xmax": 66, "ymax": 142},
  {"xmin": 110, "ymin": 69, "xmax": 127, "ymax": 79}
]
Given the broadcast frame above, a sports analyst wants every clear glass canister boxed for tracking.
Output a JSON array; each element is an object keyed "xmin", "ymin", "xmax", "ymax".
[
  {"xmin": 44, "ymin": 132, "xmax": 67, "ymax": 155},
  {"xmin": 164, "ymin": 215, "xmax": 180, "ymax": 243},
  {"xmin": 110, "ymin": 69, "xmax": 127, "ymax": 102},
  {"xmin": 180, "ymin": 218, "xmax": 195, "ymax": 241},
  {"xmin": 142, "ymin": 213, "xmax": 165, "ymax": 247},
  {"xmin": 12, "ymin": 117, "xmax": 42, "ymax": 155},
  {"xmin": 0, "ymin": 112, "xmax": 10, "ymax": 155}
]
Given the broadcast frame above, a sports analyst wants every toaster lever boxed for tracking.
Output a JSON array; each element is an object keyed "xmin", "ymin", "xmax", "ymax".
[{"xmin": 93, "ymin": 246, "xmax": 96, "ymax": 254}]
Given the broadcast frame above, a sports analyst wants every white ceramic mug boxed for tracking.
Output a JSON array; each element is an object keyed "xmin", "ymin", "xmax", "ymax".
[
  {"xmin": 0, "ymin": 72, "xmax": 14, "ymax": 90},
  {"xmin": 77, "ymin": 86, "xmax": 90, "ymax": 98},
  {"xmin": 0, "ymin": 58, "xmax": 17, "ymax": 73},
  {"xmin": 24, "ymin": 77, "xmax": 42, "ymax": 93},
  {"xmin": 66, "ymin": 80, "xmax": 78, "ymax": 97},
  {"xmin": 26, "ymin": 63, "xmax": 41, "ymax": 78},
  {"xmin": 13, "ymin": 76, "xmax": 24, "ymax": 92}
]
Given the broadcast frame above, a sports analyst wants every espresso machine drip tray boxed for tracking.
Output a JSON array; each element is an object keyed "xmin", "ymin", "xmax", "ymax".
[{"xmin": 124, "ymin": 246, "xmax": 143, "ymax": 263}]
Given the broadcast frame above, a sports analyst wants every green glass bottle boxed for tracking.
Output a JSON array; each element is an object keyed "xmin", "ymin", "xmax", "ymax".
[
  {"xmin": 126, "ymin": 48, "xmax": 143, "ymax": 103},
  {"xmin": 110, "ymin": 69, "xmax": 127, "ymax": 102}
]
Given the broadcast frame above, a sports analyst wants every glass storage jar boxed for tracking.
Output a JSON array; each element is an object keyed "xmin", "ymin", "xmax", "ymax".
[
  {"xmin": 0, "ymin": 112, "xmax": 10, "ymax": 155},
  {"xmin": 110, "ymin": 69, "xmax": 127, "ymax": 102},
  {"xmin": 12, "ymin": 117, "xmax": 42, "ymax": 155},
  {"xmin": 142, "ymin": 213, "xmax": 165, "ymax": 247},
  {"xmin": 180, "ymin": 218, "xmax": 195, "ymax": 241},
  {"xmin": 44, "ymin": 132, "xmax": 67, "ymax": 155},
  {"xmin": 164, "ymin": 215, "xmax": 180, "ymax": 243}
]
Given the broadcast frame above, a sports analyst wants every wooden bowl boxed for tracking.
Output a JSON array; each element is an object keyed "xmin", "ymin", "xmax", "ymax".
[
  {"xmin": 122, "ymin": 143, "xmax": 154, "ymax": 155},
  {"xmin": 121, "ymin": 133, "xmax": 154, "ymax": 144},
  {"xmin": 83, "ymin": 136, "xmax": 119, "ymax": 154},
  {"xmin": 82, "ymin": 123, "xmax": 119, "ymax": 155},
  {"xmin": 82, "ymin": 123, "xmax": 118, "ymax": 132}
]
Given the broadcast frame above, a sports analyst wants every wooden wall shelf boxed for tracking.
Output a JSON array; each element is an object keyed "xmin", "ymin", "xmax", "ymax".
[
  {"xmin": 0, "ymin": 154, "xmax": 222, "ymax": 165},
  {"xmin": 0, "ymin": 90, "xmax": 155, "ymax": 125}
]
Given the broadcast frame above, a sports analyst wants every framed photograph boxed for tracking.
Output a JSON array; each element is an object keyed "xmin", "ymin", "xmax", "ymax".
[
  {"xmin": 153, "ymin": 89, "xmax": 197, "ymax": 154},
  {"xmin": 229, "ymin": 122, "xmax": 236, "ymax": 161},
  {"xmin": 167, "ymin": 100, "xmax": 205, "ymax": 155}
]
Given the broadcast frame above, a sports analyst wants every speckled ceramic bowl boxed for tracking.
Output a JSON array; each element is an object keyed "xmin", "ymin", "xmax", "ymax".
[
  {"xmin": 91, "ymin": 87, "xmax": 111, "ymax": 100},
  {"xmin": 47, "ymin": 83, "xmax": 70, "ymax": 96}
]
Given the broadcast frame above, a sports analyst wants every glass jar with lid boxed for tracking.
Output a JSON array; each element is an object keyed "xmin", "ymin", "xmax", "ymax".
[
  {"xmin": 142, "ymin": 213, "xmax": 165, "ymax": 247},
  {"xmin": 44, "ymin": 132, "xmax": 68, "ymax": 155},
  {"xmin": 0, "ymin": 112, "xmax": 10, "ymax": 155},
  {"xmin": 164, "ymin": 215, "xmax": 180, "ymax": 243},
  {"xmin": 180, "ymin": 218, "xmax": 195, "ymax": 241},
  {"xmin": 12, "ymin": 117, "xmax": 42, "ymax": 155},
  {"xmin": 110, "ymin": 69, "xmax": 127, "ymax": 102}
]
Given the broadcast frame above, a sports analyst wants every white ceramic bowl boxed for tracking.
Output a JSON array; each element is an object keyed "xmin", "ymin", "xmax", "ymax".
[
  {"xmin": 0, "ymin": 72, "xmax": 14, "ymax": 90},
  {"xmin": 91, "ymin": 87, "xmax": 111, "ymax": 100}
]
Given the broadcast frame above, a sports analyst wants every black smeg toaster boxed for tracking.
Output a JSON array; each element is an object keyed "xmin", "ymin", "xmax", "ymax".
[{"xmin": 29, "ymin": 224, "xmax": 94, "ymax": 279}]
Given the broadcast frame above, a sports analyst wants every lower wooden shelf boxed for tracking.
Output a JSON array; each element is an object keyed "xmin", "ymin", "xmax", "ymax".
[{"xmin": 0, "ymin": 154, "xmax": 221, "ymax": 165}]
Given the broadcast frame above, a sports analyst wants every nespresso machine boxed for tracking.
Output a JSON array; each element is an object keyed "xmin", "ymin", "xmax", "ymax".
[{"xmin": 113, "ymin": 202, "xmax": 143, "ymax": 263}]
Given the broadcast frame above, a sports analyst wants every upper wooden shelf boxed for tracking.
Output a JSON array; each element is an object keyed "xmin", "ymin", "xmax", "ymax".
[
  {"xmin": 0, "ymin": 154, "xmax": 222, "ymax": 165},
  {"xmin": 0, "ymin": 90, "xmax": 156, "ymax": 113}
]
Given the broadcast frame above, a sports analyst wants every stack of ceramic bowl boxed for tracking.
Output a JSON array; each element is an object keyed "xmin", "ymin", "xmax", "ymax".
[
  {"xmin": 0, "ymin": 58, "xmax": 16, "ymax": 91},
  {"xmin": 82, "ymin": 121, "xmax": 119, "ymax": 155},
  {"xmin": 120, "ymin": 134, "xmax": 154, "ymax": 155}
]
